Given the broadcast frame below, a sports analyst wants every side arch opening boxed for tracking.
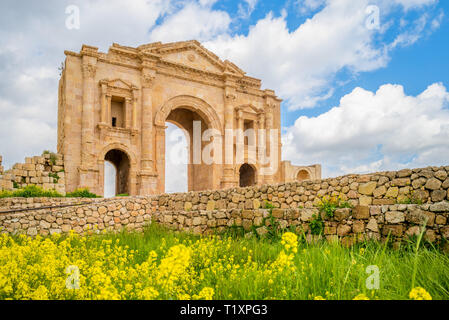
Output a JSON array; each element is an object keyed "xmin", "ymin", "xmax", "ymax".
[
  {"xmin": 104, "ymin": 149, "xmax": 130, "ymax": 196},
  {"xmin": 239, "ymin": 163, "xmax": 256, "ymax": 187}
]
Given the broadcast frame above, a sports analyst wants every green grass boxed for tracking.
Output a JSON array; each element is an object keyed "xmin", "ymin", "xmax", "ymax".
[
  {"xmin": 77, "ymin": 224, "xmax": 449, "ymax": 300},
  {"xmin": 0, "ymin": 185, "xmax": 64, "ymax": 198},
  {"xmin": 65, "ymin": 188, "xmax": 99, "ymax": 198},
  {"xmin": 0, "ymin": 186, "xmax": 99, "ymax": 198}
]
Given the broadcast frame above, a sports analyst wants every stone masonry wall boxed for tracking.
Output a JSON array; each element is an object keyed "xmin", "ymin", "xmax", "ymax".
[
  {"xmin": 0, "ymin": 165, "xmax": 449, "ymax": 247},
  {"xmin": 0, "ymin": 196, "xmax": 448, "ymax": 249},
  {"xmin": 153, "ymin": 165, "xmax": 449, "ymax": 212},
  {"xmin": 0, "ymin": 153, "xmax": 66, "ymax": 195}
]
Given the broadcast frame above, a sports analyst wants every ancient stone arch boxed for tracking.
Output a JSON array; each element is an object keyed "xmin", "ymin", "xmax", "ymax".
[
  {"xmin": 97, "ymin": 143, "xmax": 137, "ymax": 196},
  {"xmin": 57, "ymin": 40, "xmax": 321, "ymax": 196},
  {"xmin": 239, "ymin": 163, "xmax": 258, "ymax": 187},
  {"xmin": 154, "ymin": 95, "xmax": 222, "ymax": 132}
]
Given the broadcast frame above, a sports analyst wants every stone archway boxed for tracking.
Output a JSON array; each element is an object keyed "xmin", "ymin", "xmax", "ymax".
[
  {"xmin": 296, "ymin": 169, "xmax": 311, "ymax": 182},
  {"xmin": 97, "ymin": 143, "xmax": 137, "ymax": 196},
  {"xmin": 105, "ymin": 149, "xmax": 130, "ymax": 196},
  {"xmin": 239, "ymin": 163, "xmax": 256, "ymax": 187},
  {"xmin": 154, "ymin": 95, "xmax": 223, "ymax": 193}
]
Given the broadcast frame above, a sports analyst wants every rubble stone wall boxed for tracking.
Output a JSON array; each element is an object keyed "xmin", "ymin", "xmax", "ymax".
[
  {"xmin": 0, "ymin": 165, "xmax": 448, "ymax": 247},
  {"xmin": 0, "ymin": 153, "xmax": 66, "ymax": 195}
]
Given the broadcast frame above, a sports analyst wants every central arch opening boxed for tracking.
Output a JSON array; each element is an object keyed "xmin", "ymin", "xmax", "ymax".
[
  {"xmin": 165, "ymin": 122, "xmax": 188, "ymax": 193},
  {"xmin": 104, "ymin": 149, "xmax": 130, "ymax": 196},
  {"xmin": 162, "ymin": 107, "xmax": 214, "ymax": 193},
  {"xmin": 239, "ymin": 163, "xmax": 256, "ymax": 187}
]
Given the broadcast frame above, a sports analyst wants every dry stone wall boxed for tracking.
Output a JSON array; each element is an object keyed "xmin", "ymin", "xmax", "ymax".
[
  {"xmin": 154, "ymin": 165, "xmax": 449, "ymax": 212},
  {"xmin": 0, "ymin": 197, "xmax": 152, "ymax": 236},
  {"xmin": 0, "ymin": 153, "xmax": 66, "ymax": 195},
  {"xmin": 0, "ymin": 165, "xmax": 449, "ymax": 247}
]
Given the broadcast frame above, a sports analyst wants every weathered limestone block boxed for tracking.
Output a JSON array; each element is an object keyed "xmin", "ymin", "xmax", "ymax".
[
  {"xmin": 385, "ymin": 187, "xmax": 399, "ymax": 198},
  {"xmin": 366, "ymin": 218, "xmax": 379, "ymax": 232},
  {"xmin": 337, "ymin": 225, "xmax": 351, "ymax": 237},
  {"xmin": 373, "ymin": 186, "xmax": 387, "ymax": 198},
  {"xmin": 425, "ymin": 178, "xmax": 442, "ymax": 191},
  {"xmin": 359, "ymin": 196, "xmax": 372, "ymax": 206},
  {"xmin": 358, "ymin": 182, "xmax": 377, "ymax": 196},
  {"xmin": 353, "ymin": 205, "xmax": 370, "ymax": 220},
  {"xmin": 431, "ymin": 190, "xmax": 446, "ymax": 202},
  {"xmin": 430, "ymin": 202, "xmax": 449, "ymax": 212},
  {"xmin": 385, "ymin": 211, "xmax": 405, "ymax": 224},
  {"xmin": 382, "ymin": 225, "xmax": 404, "ymax": 237},
  {"xmin": 352, "ymin": 220, "xmax": 365, "ymax": 233},
  {"xmin": 435, "ymin": 170, "xmax": 448, "ymax": 181}
]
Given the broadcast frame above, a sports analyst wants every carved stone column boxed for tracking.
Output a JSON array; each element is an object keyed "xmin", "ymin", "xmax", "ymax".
[
  {"xmin": 79, "ymin": 55, "xmax": 97, "ymax": 189},
  {"xmin": 154, "ymin": 125, "xmax": 166, "ymax": 194},
  {"xmin": 132, "ymin": 89, "xmax": 138, "ymax": 130},
  {"xmin": 257, "ymin": 113, "xmax": 266, "ymax": 184},
  {"xmin": 125, "ymin": 97, "xmax": 132, "ymax": 129},
  {"xmin": 100, "ymin": 83, "xmax": 108, "ymax": 125},
  {"xmin": 106, "ymin": 94, "xmax": 112, "ymax": 126},
  {"xmin": 221, "ymin": 88, "xmax": 237, "ymax": 189},
  {"xmin": 138, "ymin": 66, "xmax": 158, "ymax": 195},
  {"xmin": 264, "ymin": 103, "xmax": 275, "ymax": 185}
]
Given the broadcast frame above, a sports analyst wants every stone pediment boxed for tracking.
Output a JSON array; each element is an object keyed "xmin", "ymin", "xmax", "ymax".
[
  {"xmin": 107, "ymin": 79, "xmax": 132, "ymax": 89},
  {"xmin": 236, "ymin": 104, "xmax": 262, "ymax": 114},
  {"xmin": 138, "ymin": 41, "xmax": 246, "ymax": 76}
]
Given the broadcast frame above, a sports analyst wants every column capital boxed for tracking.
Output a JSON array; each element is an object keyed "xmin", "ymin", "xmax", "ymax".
[
  {"xmin": 82, "ymin": 63, "xmax": 97, "ymax": 79},
  {"xmin": 141, "ymin": 68, "xmax": 157, "ymax": 88}
]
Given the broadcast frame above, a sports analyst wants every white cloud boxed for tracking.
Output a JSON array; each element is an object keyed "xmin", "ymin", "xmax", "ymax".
[
  {"xmin": 238, "ymin": 0, "xmax": 259, "ymax": 19},
  {"xmin": 296, "ymin": 0, "xmax": 326, "ymax": 14},
  {"xmin": 282, "ymin": 82, "xmax": 449, "ymax": 178},
  {"xmin": 149, "ymin": 3, "xmax": 231, "ymax": 42},
  {"xmin": 206, "ymin": 0, "xmax": 393, "ymax": 110}
]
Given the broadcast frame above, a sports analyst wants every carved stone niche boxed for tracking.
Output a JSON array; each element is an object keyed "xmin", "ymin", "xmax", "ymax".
[{"xmin": 98, "ymin": 79, "xmax": 139, "ymax": 135}]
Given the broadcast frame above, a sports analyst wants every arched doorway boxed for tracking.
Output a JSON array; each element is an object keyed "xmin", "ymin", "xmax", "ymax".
[
  {"xmin": 154, "ymin": 96, "xmax": 222, "ymax": 193},
  {"xmin": 165, "ymin": 122, "xmax": 188, "ymax": 193},
  {"xmin": 164, "ymin": 107, "xmax": 212, "ymax": 192},
  {"xmin": 297, "ymin": 169, "xmax": 311, "ymax": 182},
  {"xmin": 239, "ymin": 163, "xmax": 256, "ymax": 187},
  {"xmin": 104, "ymin": 149, "xmax": 130, "ymax": 196}
]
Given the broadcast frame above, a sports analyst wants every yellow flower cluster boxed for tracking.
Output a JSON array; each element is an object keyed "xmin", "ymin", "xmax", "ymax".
[
  {"xmin": 409, "ymin": 287, "xmax": 432, "ymax": 300},
  {"xmin": 0, "ymin": 232, "xmax": 210, "ymax": 300},
  {"xmin": 353, "ymin": 294, "xmax": 370, "ymax": 300},
  {"xmin": 0, "ymin": 230, "xmax": 306, "ymax": 300},
  {"xmin": 280, "ymin": 232, "xmax": 298, "ymax": 253},
  {"xmin": 0, "ymin": 230, "xmax": 437, "ymax": 301}
]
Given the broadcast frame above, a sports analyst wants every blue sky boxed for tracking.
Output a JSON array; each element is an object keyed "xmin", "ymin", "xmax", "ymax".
[{"xmin": 0, "ymin": 0, "xmax": 448, "ymax": 194}]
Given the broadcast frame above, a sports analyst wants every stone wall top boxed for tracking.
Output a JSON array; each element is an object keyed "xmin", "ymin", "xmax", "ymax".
[{"xmin": 152, "ymin": 165, "xmax": 449, "ymax": 212}]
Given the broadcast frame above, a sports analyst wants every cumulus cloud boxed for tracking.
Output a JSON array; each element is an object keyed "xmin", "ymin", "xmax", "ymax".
[
  {"xmin": 205, "ymin": 0, "xmax": 441, "ymax": 110},
  {"xmin": 238, "ymin": 0, "xmax": 259, "ymax": 19},
  {"xmin": 149, "ymin": 2, "xmax": 231, "ymax": 42},
  {"xmin": 282, "ymin": 82, "xmax": 449, "ymax": 178}
]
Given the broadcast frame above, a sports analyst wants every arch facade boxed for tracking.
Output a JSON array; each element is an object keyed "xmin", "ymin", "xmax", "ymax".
[{"xmin": 57, "ymin": 41, "xmax": 320, "ymax": 196}]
